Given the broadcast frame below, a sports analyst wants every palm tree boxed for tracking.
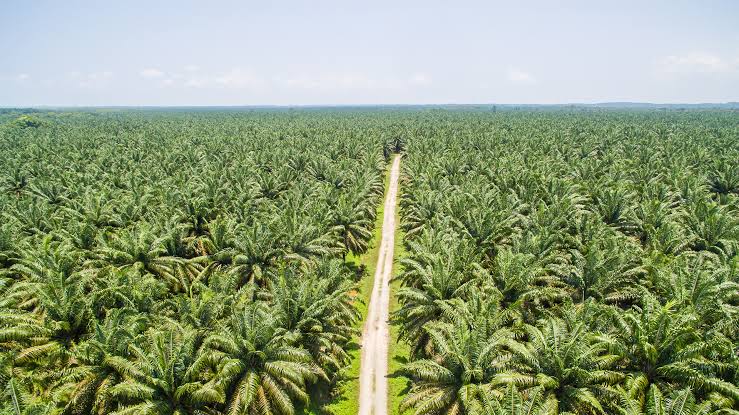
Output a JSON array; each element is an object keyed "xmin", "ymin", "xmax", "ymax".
[
  {"xmin": 91, "ymin": 225, "xmax": 195, "ymax": 294},
  {"xmin": 329, "ymin": 195, "xmax": 374, "ymax": 260},
  {"xmin": 447, "ymin": 188, "xmax": 523, "ymax": 264},
  {"xmin": 1, "ymin": 167, "xmax": 30, "ymax": 196},
  {"xmin": 591, "ymin": 185, "xmax": 637, "ymax": 233},
  {"xmin": 268, "ymin": 260, "xmax": 359, "ymax": 378},
  {"xmin": 643, "ymin": 221, "xmax": 689, "ymax": 256},
  {"xmin": 158, "ymin": 290, "xmax": 231, "ymax": 349},
  {"xmin": 707, "ymin": 159, "xmax": 739, "ymax": 198},
  {"xmin": 226, "ymin": 222, "xmax": 282, "ymax": 289},
  {"xmin": 614, "ymin": 385, "xmax": 715, "ymax": 415},
  {"xmin": 106, "ymin": 325, "xmax": 216, "ymax": 415},
  {"xmin": 648, "ymin": 253, "xmax": 738, "ymax": 335},
  {"xmin": 254, "ymin": 168, "xmax": 294, "ymax": 200},
  {"xmin": 4, "ymin": 199, "xmax": 57, "ymax": 238},
  {"xmin": 58, "ymin": 220, "xmax": 99, "ymax": 254},
  {"xmin": 479, "ymin": 385, "xmax": 554, "ymax": 415},
  {"xmin": 194, "ymin": 302, "xmax": 317, "ymax": 415},
  {"xmin": 187, "ymin": 217, "xmax": 237, "ymax": 261},
  {"xmin": 633, "ymin": 197, "xmax": 681, "ymax": 249},
  {"xmin": 595, "ymin": 294, "xmax": 739, "ymax": 405},
  {"xmin": 177, "ymin": 193, "xmax": 218, "ymax": 239},
  {"xmin": 0, "ymin": 309, "xmax": 89, "ymax": 405},
  {"xmin": 495, "ymin": 318, "xmax": 621, "ymax": 414},
  {"xmin": 63, "ymin": 308, "xmax": 145, "ymax": 415},
  {"xmin": 394, "ymin": 231, "xmax": 482, "ymax": 356},
  {"xmin": 0, "ymin": 374, "xmax": 55, "ymax": 415},
  {"xmin": 0, "ymin": 222, "xmax": 19, "ymax": 269},
  {"xmin": 275, "ymin": 205, "xmax": 340, "ymax": 264},
  {"xmin": 400, "ymin": 314, "xmax": 510, "ymax": 415},
  {"xmin": 28, "ymin": 182, "xmax": 69, "ymax": 206},
  {"xmin": 533, "ymin": 178, "xmax": 589, "ymax": 235},
  {"xmin": 61, "ymin": 191, "xmax": 118, "ymax": 229},
  {"xmin": 400, "ymin": 189, "xmax": 443, "ymax": 241},
  {"xmin": 563, "ymin": 236, "xmax": 645, "ymax": 304},
  {"xmin": 683, "ymin": 199, "xmax": 738, "ymax": 257},
  {"xmin": 489, "ymin": 248, "xmax": 569, "ymax": 321},
  {"xmin": 1, "ymin": 242, "xmax": 92, "ymax": 377}
]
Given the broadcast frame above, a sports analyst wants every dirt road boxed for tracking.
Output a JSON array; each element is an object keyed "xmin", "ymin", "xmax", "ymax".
[{"xmin": 358, "ymin": 155, "xmax": 400, "ymax": 415}]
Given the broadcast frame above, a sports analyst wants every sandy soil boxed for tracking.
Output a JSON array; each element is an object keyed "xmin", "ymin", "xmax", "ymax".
[{"xmin": 358, "ymin": 155, "xmax": 400, "ymax": 415}]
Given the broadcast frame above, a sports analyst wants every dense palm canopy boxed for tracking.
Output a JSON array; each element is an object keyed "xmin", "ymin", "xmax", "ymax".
[
  {"xmin": 394, "ymin": 110, "xmax": 739, "ymax": 414},
  {"xmin": 196, "ymin": 302, "xmax": 319, "ymax": 415},
  {"xmin": 1, "ymin": 108, "xmax": 738, "ymax": 414},
  {"xmin": 0, "ymin": 110, "xmax": 389, "ymax": 414}
]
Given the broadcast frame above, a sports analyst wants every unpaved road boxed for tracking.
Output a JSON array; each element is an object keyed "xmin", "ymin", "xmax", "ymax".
[{"xmin": 358, "ymin": 155, "xmax": 400, "ymax": 415}]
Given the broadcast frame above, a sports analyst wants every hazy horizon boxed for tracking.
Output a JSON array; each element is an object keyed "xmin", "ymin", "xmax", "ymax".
[
  {"xmin": 4, "ymin": 102, "xmax": 739, "ymax": 110},
  {"xmin": 3, "ymin": 0, "xmax": 738, "ymax": 106}
]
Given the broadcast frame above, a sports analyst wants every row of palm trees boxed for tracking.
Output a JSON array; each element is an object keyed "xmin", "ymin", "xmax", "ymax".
[
  {"xmin": 2, "ymin": 109, "xmax": 736, "ymax": 414},
  {"xmin": 0, "ymin": 111, "xmax": 396, "ymax": 414},
  {"xmin": 394, "ymin": 111, "xmax": 739, "ymax": 414}
]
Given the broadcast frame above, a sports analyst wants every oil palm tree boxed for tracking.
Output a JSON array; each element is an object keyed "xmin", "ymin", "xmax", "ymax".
[
  {"xmin": 275, "ymin": 205, "xmax": 341, "ymax": 264},
  {"xmin": 0, "ymin": 223, "xmax": 19, "ymax": 270},
  {"xmin": 226, "ymin": 222, "xmax": 282, "ymax": 289},
  {"xmin": 91, "ymin": 225, "xmax": 194, "ymax": 294},
  {"xmin": 268, "ymin": 260, "xmax": 359, "ymax": 378},
  {"xmin": 447, "ymin": 189, "xmax": 523, "ymax": 264},
  {"xmin": 0, "ymin": 375, "xmax": 55, "ymax": 415},
  {"xmin": 614, "ymin": 385, "xmax": 716, "ymax": 415},
  {"xmin": 683, "ymin": 199, "xmax": 738, "ymax": 257},
  {"xmin": 194, "ymin": 302, "xmax": 317, "ymax": 415},
  {"xmin": 400, "ymin": 314, "xmax": 511, "ymax": 415},
  {"xmin": 395, "ymin": 231, "xmax": 482, "ymax": 356},
  {"xmin": 479, "ymin": 385, "xmax": 554, "ymax": 415},
  {"xmin": 594, "ymin": 183, "xmax": 635, "ymax": 232},
  {"xmin": 495, "ymin": 318, "xmax": 621, "ymax": 414},
  {"xmin": 1, "ymin": 242, "xmax": 92, "ymax": 376},
  {"xmin": 400, "ymin": 188, "xmax": 444, "ymax": 240},
  {"xmin": 563, "ymin": 236, "xmax": 645, "ymax": 304},
  {"xmin": 107, "ymin": 325, "xmax": 216, "ymax": 415},
  {"xmin": 595, "ymin": 294, "xmax": 739, "ymax": 405},
  {"xmin": 329, "ymin": 195, "xmax": 374, "ymax": 260},
  {"xmin": 708, "ymin": 159, "xmax": 739, "ymax": 198},
  {"xmin": 62, "ymin": 309, "xmax": 146, "ymax": 415},
  {"xmin": 648, "ymin": 253, "xmax": 739, "ymax": 335},
  {"xmin": 489, "ymin": 248, "xmax": 569, "ymax": 321}
]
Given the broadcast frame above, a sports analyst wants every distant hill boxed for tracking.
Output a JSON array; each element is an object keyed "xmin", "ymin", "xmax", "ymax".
[
  {"xmin": 1, "ymin": 103, "xmax": 738, "ymax": 112},
  {"xmin": 585, "ymin": 102, "xmax": 739, "ymax": 109}
]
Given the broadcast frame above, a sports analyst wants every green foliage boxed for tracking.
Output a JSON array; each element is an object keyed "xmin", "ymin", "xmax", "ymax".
[
  {"xmin": 395, "ymin": 110, "xmax": 739, "ymax": 414},
  {"xmin": 1, "ymin": 109, "xmax": 738, "ymax": 414},
  {"xmin": 0, "ymin": 110, "xmax": 387, "ymax": 415},
  {"xmin": 7, "ymin": 115, "xmax": 45, "ymax": 130}
]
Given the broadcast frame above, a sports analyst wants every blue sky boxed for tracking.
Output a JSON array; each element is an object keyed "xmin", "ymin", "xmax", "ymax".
[{"xmin": 1, "ymin": 0, "xmax": 738, "ymax": 106}]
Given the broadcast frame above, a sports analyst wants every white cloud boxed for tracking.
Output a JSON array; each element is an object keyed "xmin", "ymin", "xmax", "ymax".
[
  {"xmin": 334, "ymin": 74, "xmax": 378, "ymax": 89},
  {"xmin": 140, "ymin": 68, "xmax": 164, "ymax": 78},
  {"xmin": 658, "ymin": 53, "xmax": 737, "ymax": 74},
  {"xmin": 409, "ymin": 72, "xmax": 432, "ymax": 86},
  {"xmin": 184, "ymin": 77, "xmax": 208, "ymax": 88},
  {"xmin": 16, "ymin": 73, "xmax": 30, "ymax": 81},
  {"xmin": 183, "ymin": 65, "xmax": 200, "ymax": 72},
  {"xmin": 172, "ymin": 69, "xmax": 266, "ymax": 89},
  {"xmin": 71, "ymin": 71, "xmax": 113, "ymax": 88},
  {"xmin": 91, "ymin": 71, "xmax": 113, "ymax": 80},
  {"xmin": 214, "ymin": 69, "xmax": 265, "ymax": 89},
  {"xmin": 275, "ymin": 73, "xmax": 405, "ymax": 92},
  {"xmin": 135, "ymin": 68, "xmax": 414, "ymax": 94},
  {"xmin": 507, "ymin": 68, "xmax": 536, "ymax": 84},
  {"xmin": 279, "ymin": 76, "xmax": 321, "ymax": 89}
]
